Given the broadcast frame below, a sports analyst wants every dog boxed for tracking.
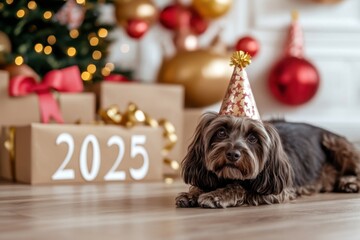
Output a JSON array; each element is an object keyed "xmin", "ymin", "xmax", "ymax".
[{"xmin": 176, "ymin": 112, "xmax": 360, "ymax": 208}]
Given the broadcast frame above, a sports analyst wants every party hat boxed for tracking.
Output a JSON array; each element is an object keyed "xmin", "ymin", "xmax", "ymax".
[{"xmin": 219, "ymin": 51, "xmax": 260, "ymax": 120}]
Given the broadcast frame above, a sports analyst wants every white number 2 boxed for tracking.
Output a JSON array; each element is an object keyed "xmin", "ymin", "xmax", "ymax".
[
  {"xmin": 52, "ymin": 133, "xmax": 75, "ymax": 180},
  {"xmin": 103, "ymin": 136, "xmax": 126, "ymax": 181}
]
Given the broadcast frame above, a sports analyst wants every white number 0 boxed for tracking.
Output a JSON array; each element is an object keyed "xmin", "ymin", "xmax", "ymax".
[{"xmin": 52, "ymin": 134, "xmax": 149, "ymax": 181}]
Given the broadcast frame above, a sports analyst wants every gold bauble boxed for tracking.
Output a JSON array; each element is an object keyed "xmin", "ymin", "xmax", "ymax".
[
  {"xmin": 0, "ymin": 31, "xmax": 11, "ymax": 65},
  {"xmin": 114, "ymin": 0, "xmax": 158, "ymax": 26},
  {"xmin": 192, "ymin": 0, "xmax": 232, "ymax": 19},
  {"xmin": 158, "ymin": 49, "xmax": 233, "ymax": 108}
]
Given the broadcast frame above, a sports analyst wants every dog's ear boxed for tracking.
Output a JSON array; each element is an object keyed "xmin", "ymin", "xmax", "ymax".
[
  {"xmin": 181, "ymin": 112, "xmax": 220, "ymax": 190},
  {"xmin": 250, "ymin": 123, "xmax": 293, "ymax": 195}
]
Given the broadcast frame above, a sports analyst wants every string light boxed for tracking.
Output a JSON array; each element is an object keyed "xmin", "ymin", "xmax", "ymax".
[
  {"xmin": 69, "ymin": 29, "xmax": 79, "ymax": 39},
  {"xmin": 43, "ymin": 11, "xmax": 52, "ymax": 20},
  {"xmin": 0, "ymin": 3, "xmax": 4, "ymax": 10},
  {"xmin": 101, "ymin": 67, "xmax": 111, "ymax": 76},
  {"xmin": 16, "ymin": 9, "xmax": 26, "ymax": 18},
  {"xmin": 76, "ymin": 0, "xmax": 86, "ymax": 4},
  {"xmin": 47, "ymin": 35, "xmax": 56, "ymax": 45},
  {"xmin": 34, "ymin": 43, "xmax": 43, "ymax": 53},
  {"xmin": 97, "ymin": 28, "xmax": 108, "ymax": 38},
  {"xmin": 44, "ymin": 46, "xmax": 52, "ymax": 55},
  {"xmin": 81, "ymin": 71, "xmax": 92, "ymax": 81},
  {"xmin": 92, "ymin": 50, "xmax": 101, "ymax": 60},
  {"xmin": 89, "ymin": 37, "xmax": 99, "ymax": 46},
  {"xmin": 14, "ymin": 56, "xmax": 24, "ymax": 65},
  {"xmin": 6, "ymin": 0, "xmax": 13, "ymax": 4},
  {"xmin": 67, "ymin": 47, "xmax": 77, "ymax": 57},
  {"xmin": 105, "ymin": 63, "xmax": 115, "ymax": 71},
  {"xmin": 27, "ymin": 1, "xmax": 37, "ymax": 10},
  {"xmin": 87, "ymin": 64, "xmax": 96, "ymax": 74}
]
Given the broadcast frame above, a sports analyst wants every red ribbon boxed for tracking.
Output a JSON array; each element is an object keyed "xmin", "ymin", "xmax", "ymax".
[
  {"xmin": 104, "ymin": 74, "xmax": 130, "ymax": 82},
  {"xmin": 8, "ymin": 66, "xmax": 83, "ymax": 123}
]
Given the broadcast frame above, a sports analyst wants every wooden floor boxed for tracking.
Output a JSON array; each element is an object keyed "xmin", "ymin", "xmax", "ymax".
[{"xmin": 1, "ymin": 181, "xmax": 360, "ymax": 240}]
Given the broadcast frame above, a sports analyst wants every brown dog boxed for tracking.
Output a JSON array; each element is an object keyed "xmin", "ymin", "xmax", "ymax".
[{"xmin": 176, "ymin": 112, "xmax": 360, "ymax": 208}]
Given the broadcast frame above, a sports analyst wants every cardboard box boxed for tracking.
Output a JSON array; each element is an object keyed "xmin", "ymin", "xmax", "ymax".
[
  {"xmin": 94, "ymin": 82, "xmax": 184, "ymax": 174},
  {"xmin": 0, "ymin": 124, "xmax": 163, "ymax": 184},
  {"xmin": 0, "ymin": 71, "xmax": 95, "ymax": 126}
]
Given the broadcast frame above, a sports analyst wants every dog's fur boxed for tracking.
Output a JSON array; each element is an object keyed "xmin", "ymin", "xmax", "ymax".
[{"xmin": 176, "ymin": 112, "xmax": 360, "ymax": 208}]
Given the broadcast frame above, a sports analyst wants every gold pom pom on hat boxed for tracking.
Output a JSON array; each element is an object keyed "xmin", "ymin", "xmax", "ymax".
[{"xmin": 219, "ymin": 50, "xmax": 260, "ymax": 120}]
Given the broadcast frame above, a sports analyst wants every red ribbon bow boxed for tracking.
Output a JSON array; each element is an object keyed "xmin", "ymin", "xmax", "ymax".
[{"xmin": 8, "ymin": 66, "xmax": 83, "ymax": 123}]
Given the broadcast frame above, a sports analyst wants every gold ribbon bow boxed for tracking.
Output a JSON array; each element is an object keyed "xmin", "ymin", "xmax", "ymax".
[
  {"xmin": 98, "ymin": 103, "xmax": 179, "ymax": 171},
  {"xmin": 4, "ymin": 127, "xmax": 16, "ymax": 181}
]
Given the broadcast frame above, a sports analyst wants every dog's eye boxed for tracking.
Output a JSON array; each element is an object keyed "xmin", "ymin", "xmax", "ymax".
[
  {"xmin": 247, "ymin": 134, "xmax": 258, "ymax": 144},
  {"xmin": 216, "ymin": 128, "xmax": 227, "ymax": 139}
]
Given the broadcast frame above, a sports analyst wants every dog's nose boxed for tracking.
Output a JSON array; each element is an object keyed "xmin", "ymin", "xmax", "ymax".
[{"xmin": 226, "ymin": 150, "xmax": 241, "ymax": 162}]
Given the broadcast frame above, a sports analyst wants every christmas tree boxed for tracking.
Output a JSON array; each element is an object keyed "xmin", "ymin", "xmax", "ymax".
[{"xmin": 0, "ymin": 0, "xmax": 120, "ymax": 83}]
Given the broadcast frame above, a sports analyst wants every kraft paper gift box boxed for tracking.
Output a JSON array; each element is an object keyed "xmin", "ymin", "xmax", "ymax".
[
  {"xmin": 0, "ymin": 70, "xmax": 95, "ymax": 127},
  {"xmin": 0, "ymin": 124, "xmax": 163, "ymax": 184},
  {"xmin": 94, "ymin": 82, "xmax": 184, "ymax": 175}
]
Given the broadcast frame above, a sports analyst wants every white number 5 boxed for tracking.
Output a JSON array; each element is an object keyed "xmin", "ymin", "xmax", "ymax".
[{"xmin": 129, "ymin": 135, "xmax": 149, "ymax": 180}]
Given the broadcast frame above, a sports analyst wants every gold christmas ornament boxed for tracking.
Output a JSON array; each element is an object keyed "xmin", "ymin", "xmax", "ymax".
[
  {"xmin": 192, "ymin": 0, "xmax": 232, "ymax": 19},
  {"xmin": 114, "ymin": 0, "xmax": 158, "ymax": 27},
  {"xmin": 219, "ymin": 51, "xmax": 260, "ymax": 120},
  {"xmin": 158, "ymin": 49, "xmax": 233, "ymax": 108}
]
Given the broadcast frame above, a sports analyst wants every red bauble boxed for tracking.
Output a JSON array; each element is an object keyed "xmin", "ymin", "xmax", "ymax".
[
  {"xmin": 235, "ymin": 36, "xmax": 260, "ymax": 57},
  {"xmin": 268, "ymin": 56, "xmax": 320, "ymax": 106},
  {"xmin": 190, "ymin": 11, "xmax": 208, "ymax": 35},
  {"xmin": 126, "ymin": 19, "xmax": 149, "ymax": 39},
  {"xmin": 159, "ymin": 5, "xmax": 184, "ymax": 30}
]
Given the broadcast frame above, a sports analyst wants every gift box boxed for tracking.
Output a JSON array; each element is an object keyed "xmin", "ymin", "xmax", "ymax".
[
  {"xmin": 0, "ymin": 124, "xmax": 163, "ymax": 184},
  {"xmin": 0, "ymin": 70, "xmax": 95, "ymax": 127},
  {"xmin": 94, "ymin": 82, "xmax": 184, "ymax": 174}
]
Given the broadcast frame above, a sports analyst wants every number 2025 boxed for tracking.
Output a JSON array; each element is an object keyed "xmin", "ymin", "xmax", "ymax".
[{"xmin": 52, "ymin": 133, "xmax": 149, "ymax": 181}]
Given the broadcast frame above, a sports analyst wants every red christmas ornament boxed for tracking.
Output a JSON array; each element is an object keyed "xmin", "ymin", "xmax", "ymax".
[
  {"xmin": 235, "ymin": 36, "xmax": 260, "ymax": 57},
  {"xmin": 268, "ymin": 11, "xmax": 320, "ymax": 106},
  {"xmin": 190, "ymin": 11, "xmax": 208, "ymax": 35},
  {"xmin": 126, "ymin": 19, "xmax": 149, "ymax": 39},
  {"xmin": 268, "ymin": 56, "xmax": 320, "ymax": 106},
  {"xmin": 159, "ymin": 4, "xmax": 184, "ymax": 30}
]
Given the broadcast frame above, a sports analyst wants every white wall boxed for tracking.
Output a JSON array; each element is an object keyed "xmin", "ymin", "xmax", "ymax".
[{"xmin": 103, "ymin": 0, "xmax": 360, "ymax": 144}]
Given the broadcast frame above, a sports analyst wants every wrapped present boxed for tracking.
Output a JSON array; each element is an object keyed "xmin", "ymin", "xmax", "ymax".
[
  {"xmin": 93, "ymin": 82, "xmax": 184, "ymax": 175},
  {"xmin": 0, "ymin": 68, "xmax": 95, "ymax": 127},
  {"xmin": 0, "ymin": 123, "xmax": 163, "ymax": 184}
]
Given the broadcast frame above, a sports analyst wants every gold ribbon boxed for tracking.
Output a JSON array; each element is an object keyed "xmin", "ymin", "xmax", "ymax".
[
  {"xmin": 98, "ymin": 102, "xmax": 179, "ymax": 171},
  {"xmin": 4, "ymin": 127, "xmax": 16, "ymax": 181}
]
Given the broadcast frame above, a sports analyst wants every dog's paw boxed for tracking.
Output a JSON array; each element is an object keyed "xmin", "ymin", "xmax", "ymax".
[
  {"xmin": 175, "ymin": 192, "xmax": 198, "ymax": 208},
  {"xmin": 338, "ymin": 176, "xmax": 360, "ymax": 193},
  {"xmin": 342, "ymin": 182, "xmax": 359, "ymax": 193},
  {"xmin": 198, "ymin": 193, "xmax": 229, "ymax": 209}
]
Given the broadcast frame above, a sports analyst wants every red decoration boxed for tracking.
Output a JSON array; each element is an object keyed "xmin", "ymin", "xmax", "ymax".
[
  {"xmin": 235, "ymin": 36, "xmax": 260, "ymax": 57},
  {"xmin": 105, "ymin": 74, "xmax": 130, "ymax": 82},
  {"xmin": 190, "ymin": 11, "xmax": 208, "ymax": 35},
  {"xmin": 8, "ymin": 66, "xmax": 83, "ymax": 123},
  {"xmin": 268, "ymin": 56, "xmax": 320, "ymax": 106},
  {"xmin": 268, "ymin": 11, "xmax": 320, "ymax": 106},
  {"xmin": 126, "ymin": 19, "xmax": 149, "ymax": 39},
  {"xmin": 159, "ymin": 4, "xmax": 183, "ymax": 30}
]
